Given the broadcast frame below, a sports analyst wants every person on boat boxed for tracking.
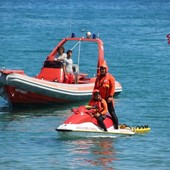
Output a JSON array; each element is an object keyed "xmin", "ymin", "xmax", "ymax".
[
  {"xmin": 88, "ymin": 89, "xmax": 108, "ymax": 131},
  {"xmin": 63, "ymin": 50, "xmax": 73, "ymax": 74},
  {"xmin": 94, "ymin": 61, "xmax": 119, "ymax": 129},
  {"xmin": 63, "ymin": 50, "xmax": 74, "ymax": 83},
  {"xmin": 55, "ymin": 46, "xmax": 67, "ymax": 60}
]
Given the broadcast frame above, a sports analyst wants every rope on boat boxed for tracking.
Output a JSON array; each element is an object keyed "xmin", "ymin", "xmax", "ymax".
[
  {"xmin": 77, "ymin": 40, "xmax": 81, "ymax": 72},
  {"xmin": 71, "ymin": 41, "xmax": 80, "ymax": 51}
]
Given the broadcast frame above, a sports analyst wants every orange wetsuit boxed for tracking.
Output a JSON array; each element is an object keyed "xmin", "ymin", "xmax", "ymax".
[
  {"xmin": 88, "ymin": 97, "xmax": 108, "ymax": 131},
  {"xmin": 88, "ymin": 98, "xmax": 108, "ymax": 115},
  {"xmin": 94, "ymin": 73, "xmax": 115, "ymax": 100}
]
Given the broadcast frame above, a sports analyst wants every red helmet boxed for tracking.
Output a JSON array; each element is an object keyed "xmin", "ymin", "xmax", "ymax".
[
  {"xmin": 93, "ymin": 89, "xmax": 100, "ymax": 94},
  {"xmin": 100, "ymin": 61, "xmax": 108, "ymax": 72},
  {"xmin": 92, "ymin": 89, "xmax": 101, "ymax": 100}
]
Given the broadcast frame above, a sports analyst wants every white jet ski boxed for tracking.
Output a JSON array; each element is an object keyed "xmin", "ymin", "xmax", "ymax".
[{"xmin": 56, "ymin": 106, "xmax": 150, "ymax": 138}]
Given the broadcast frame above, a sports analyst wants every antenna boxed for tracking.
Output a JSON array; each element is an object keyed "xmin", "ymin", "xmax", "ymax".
[
  {"xmin": 81, "ymin": 29, "xmax": 85, "ymax": 37},
  {"xmin": 69, "ymin": 20, "xmax": 72, "ymax": 36}
]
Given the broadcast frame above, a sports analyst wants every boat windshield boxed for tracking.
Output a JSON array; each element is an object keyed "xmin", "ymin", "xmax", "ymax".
[{"xmin": 43, "ymin": 61, "xmax": 63, "ymax": 68}]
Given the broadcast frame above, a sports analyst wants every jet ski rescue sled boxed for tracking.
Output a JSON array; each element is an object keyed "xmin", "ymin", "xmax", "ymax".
[
  {"xmin": 56, "ymin": 106, "xmax": 151, "ymax": 138},
  {"xmin": 0, "ymin": 32, "xmax": 122, "ymax": 105}
]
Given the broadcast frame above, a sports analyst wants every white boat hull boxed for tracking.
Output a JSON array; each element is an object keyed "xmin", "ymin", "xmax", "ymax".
[
  {"xmin": 5, "ymin": 73, "xmax": 94, "ymax": 100},
  {"xmin": 0, "ymin": 72, "xmax": 122, "ymax": 104},
  {"xmin": 56, "ymin": 123, "xmax": 135, "ymax": 138}
]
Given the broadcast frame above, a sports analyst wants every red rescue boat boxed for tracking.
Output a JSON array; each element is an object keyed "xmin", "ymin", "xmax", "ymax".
[{"xmin": 0, "ymin": 33, "xmax": 122, "ymax": 105}]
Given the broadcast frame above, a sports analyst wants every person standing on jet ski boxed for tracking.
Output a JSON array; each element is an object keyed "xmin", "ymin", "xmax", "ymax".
[
  {"xmin": 94, "ymin": 61, "xmax": 119, "ymax": 129},
  {"xmin": 88, "ymin": 89, "xmax": 108, "ymax": 131}
]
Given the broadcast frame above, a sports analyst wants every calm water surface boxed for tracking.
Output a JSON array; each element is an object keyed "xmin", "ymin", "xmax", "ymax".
[{"xmin": 0, "ymin": 0, "xmax": 170, "ymax": 169}]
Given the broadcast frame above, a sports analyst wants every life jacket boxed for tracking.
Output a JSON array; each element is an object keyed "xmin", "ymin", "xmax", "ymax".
[
  {"xmin": 88, "ymin": 98, "xmax": 107, "ymax": 115},
  {"xmin": 95, "ymin": 73, "xmax": 115, "ymax": 99}
]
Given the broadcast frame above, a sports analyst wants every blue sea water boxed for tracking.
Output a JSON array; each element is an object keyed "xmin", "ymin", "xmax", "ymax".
[{"xmin": 0, "ymin": 0, "xmax": 170, "ymax": 169}]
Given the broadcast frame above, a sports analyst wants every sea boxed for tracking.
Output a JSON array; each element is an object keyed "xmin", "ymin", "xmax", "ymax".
[{"xmin": 0, "ymin": 0, "xmax": 170, "ymax": 169}]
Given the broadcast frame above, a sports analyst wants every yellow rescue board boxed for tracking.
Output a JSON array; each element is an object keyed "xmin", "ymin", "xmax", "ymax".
[
  {"xmin": 132, "ymin": 127, "xmax": 151, "ymax": 133},
  {"xmin": 119, "ymin": 124, "xmax": 151, "ymax": 134}
]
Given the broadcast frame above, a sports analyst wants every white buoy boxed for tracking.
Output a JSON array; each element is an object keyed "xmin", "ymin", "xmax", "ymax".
[{"xmin": 86, "ymin": 32, "xmax": 91, "ymax": 38}]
